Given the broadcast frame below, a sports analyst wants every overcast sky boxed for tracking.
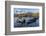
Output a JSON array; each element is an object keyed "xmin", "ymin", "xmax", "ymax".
[{"xmin": 14, "ymin": 8, "xmax": 39, "ymax": 14}]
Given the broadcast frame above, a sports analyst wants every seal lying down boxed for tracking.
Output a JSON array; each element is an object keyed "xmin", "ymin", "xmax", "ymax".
[
  {"xmin": 14, "ymin": 17, "xmax": 39, "ymax": 27},
  {"xmin": 16, "ymin": 17, "xmax": 39, "ymax": 24}
]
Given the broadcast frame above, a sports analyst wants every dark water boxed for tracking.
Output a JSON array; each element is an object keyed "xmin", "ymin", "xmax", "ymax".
[{"xmin": 14, "ymin": 17, "xmax": 39, "ymax": 27}]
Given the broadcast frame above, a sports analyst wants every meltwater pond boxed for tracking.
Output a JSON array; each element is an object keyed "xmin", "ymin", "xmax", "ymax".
[{"xmin": 14, "ymin": 17, "xmax": 39, "ymax": 27}]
